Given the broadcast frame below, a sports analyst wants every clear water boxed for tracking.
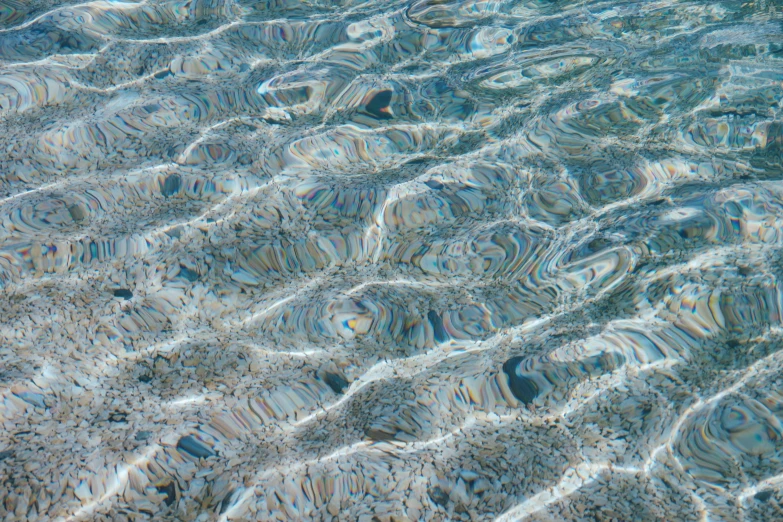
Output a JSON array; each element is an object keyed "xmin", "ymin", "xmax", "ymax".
[{"xmin": 1, "ymin": 0, "xmax": 783, "ymax": 520}]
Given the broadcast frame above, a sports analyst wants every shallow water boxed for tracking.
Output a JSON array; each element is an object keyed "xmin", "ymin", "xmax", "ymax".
[{"xmin": 1, "ymin": 0, "xmax": 783, "ymax": 520}]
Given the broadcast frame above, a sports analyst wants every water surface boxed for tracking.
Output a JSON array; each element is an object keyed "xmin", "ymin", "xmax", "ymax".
[{"xmin": 1, "ymin": 0, "xmax": 783, "ymax": 520}]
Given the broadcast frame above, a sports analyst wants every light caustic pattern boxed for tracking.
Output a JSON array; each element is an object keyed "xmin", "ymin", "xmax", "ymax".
[{"xmin": 3, "ymin": 0, "xmax": 783, "ymax": 520}]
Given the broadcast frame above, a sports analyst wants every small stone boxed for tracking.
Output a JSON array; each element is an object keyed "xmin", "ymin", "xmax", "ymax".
[
  {"xmin": 365, "ymin": 90, "xmax": 393, "ymax": 119},
  {"xmin": 161, "ymin": 174, "xmax": 182, "ymax": 197},
  {"xmin": 178, "ymin": 265, "xmax": 200, "ymax": 282},
  {"xmin": 68, "ymin": 205, "xmax": 86, "ymax": 223},
  {"xmin": 219, "ymin": 489, "xmax": 235, "ymax": 514},
  {"xmin": 428, "ymin": 311, "xmax": 448, "ymax": 342},
  {"xmin": 428, "ymin": 486, "xmax": 449, "ymax": 507},
  {"xmin": 502, "ymin": 358, "xmax": 539, "ymax": 404},
  {"xmin": 323, "ymin": 372, "xmax": 349, "ymax": 394},
  {"xmin": 112, "ymin": 289, "xmax": 133, "ymax": 299},
  {"xmin": 108, "ymin": 412, "xmax": 127, "ymax": 423},
  {"xmin": 755, "ymin": 490, "xmax": 773, "ymax": 502},
  {"xmin": 176, "ymin": 435, "xmax": 215, "ymax": 459},
  {"xmin": 157, "ymin": 482, "xmax": 176, "ymax": 507}
]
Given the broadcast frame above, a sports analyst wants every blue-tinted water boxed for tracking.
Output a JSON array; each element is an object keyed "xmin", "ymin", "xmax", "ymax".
[{"xmin": 1, "ymin": 0, "xmax": 783, "ymax": 520}]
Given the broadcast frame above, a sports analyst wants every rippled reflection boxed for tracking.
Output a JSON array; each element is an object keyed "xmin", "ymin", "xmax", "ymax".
[{"xmin": 1, "ymin": 0, "xmax": 783, "ymax": 520}]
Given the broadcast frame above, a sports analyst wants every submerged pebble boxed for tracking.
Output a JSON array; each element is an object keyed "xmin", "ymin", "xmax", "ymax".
[
  {"xmin": 176, "ymin": 435, "xmax": 215, "ymax": 459},
  {"xmin": 112, "ymin": 288, "xmax": 133, "ymax": 299}
]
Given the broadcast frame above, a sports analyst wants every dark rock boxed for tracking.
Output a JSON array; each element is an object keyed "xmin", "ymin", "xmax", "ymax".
[
  {"xmin": 428, "ymin": 310, "xmax": 448, "ymax": 343},
  {"xmin": 135, "ymin": 431, "xmax": 152, "ymax": 441},
  {"xmin": 756, "ymin": 490, "xmax": 773, "ymax": 502},
  {"xmin": 219, "ymin": 489, "xmax": 236, "ymax": 515},
  {"xmin": 365, "ymin": 90, "xmax": 393, "ymax": 119},
  {"xmin": 161, "ymin": 174, "xmax": 182, "ymax": 198},
  {"xmin": 428, "ymin": 485, "xmax": 450, "ymax": 507},
  {"xmin": 68, "ymin": 204, "xmax": 86, "ymax": 222},
  {"xmin": 178, "ymin": 266, "xmax": 199, "ymax": 282},
  {"xmin": 112, "ymin": 288, "xmax": 133, "ymax": 299},
  {"xmin": 108, "ymin": 412, "xmax": 127, "ymax": 423},
  {"xmin": 176, "ymin": 435, "xmax": 215, "ymax": 459},
  {"xmin": 157, "ymin": 481, "xmax": 177, "ymax": 506},
  {"xmin": 502, "ymin": 357, "xmax": 539, "ymax": 404},
  {"xmin": 365, "ymin": 428, "xmax": 397, "ymax": 442},
  {"xmin": 138, "ymin": 374, "xmax": 153, "ymax": 383},
  {"xmin": 323, "ymin": 372, "xmax": 349, "ymax": 394},
  {"xmin": 0, "ymin": 450, "xmax": 13, "ymax": 461}
]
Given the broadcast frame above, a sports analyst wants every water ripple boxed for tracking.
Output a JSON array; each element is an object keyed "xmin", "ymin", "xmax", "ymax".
[{"xmin": 2, "ymin": 0, "xmax": 783, "ymax": 520}]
